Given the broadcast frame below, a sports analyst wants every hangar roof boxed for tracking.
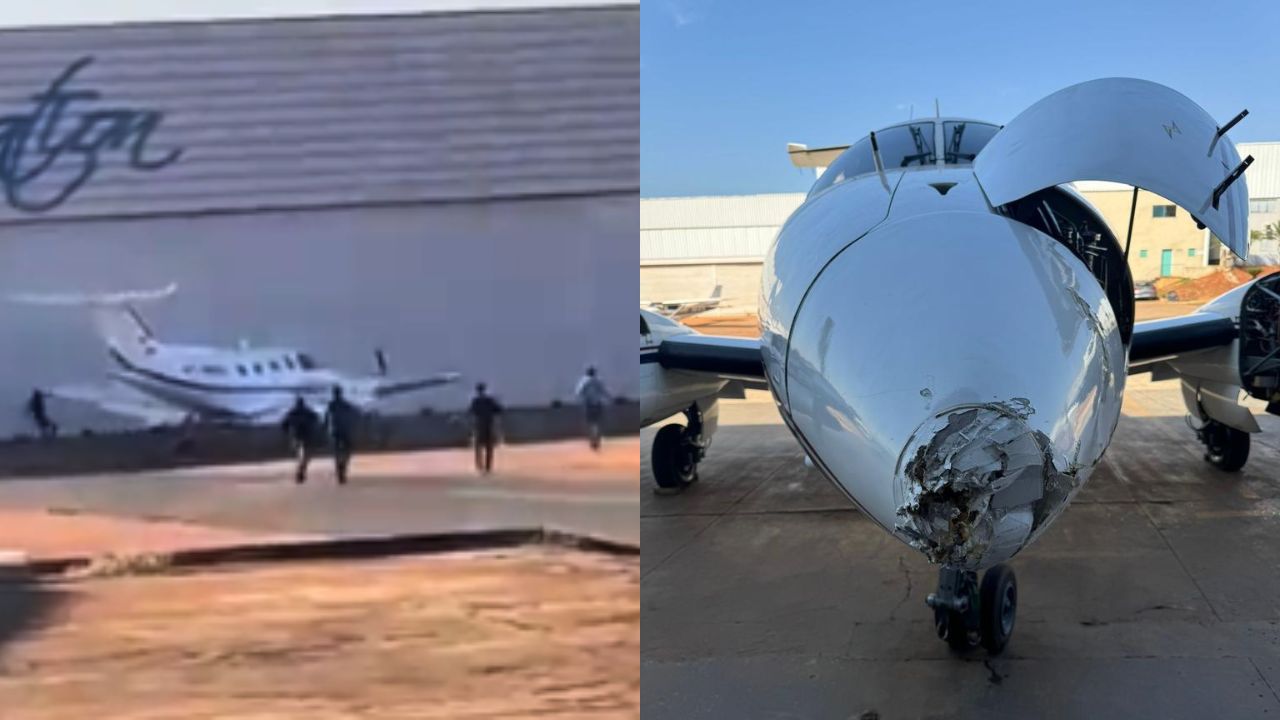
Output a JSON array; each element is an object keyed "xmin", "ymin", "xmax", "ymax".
[{"xmin": 0, "ymin": 1, "xmax": 636, "ymax": 30}]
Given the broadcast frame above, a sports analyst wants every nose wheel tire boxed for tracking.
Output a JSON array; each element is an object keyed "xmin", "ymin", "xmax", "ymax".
[
  {"xmin": 930, "ymin": 564, "xmax": 1016, "ymax": 655},
  {"xmin": 979, "ymin": 564, "xmax": 1017, "ymax": 655},
  {"xmin": 652, "ymin": 423, "xmax": 698, "ymax": 489}
]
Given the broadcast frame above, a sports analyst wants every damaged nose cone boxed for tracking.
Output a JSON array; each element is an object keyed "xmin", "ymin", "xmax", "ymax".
[
  {"xmin": 781, "ymin": 211, "xmax": 1124, "ymax": 569},
  {"xmin": 896, "ymin": 399, "xmax": 1079, "ymax": 568}
]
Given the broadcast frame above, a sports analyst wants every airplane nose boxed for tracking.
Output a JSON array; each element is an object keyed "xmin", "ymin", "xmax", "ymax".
[{"xmin": 782, "ymin": 210, "xmax": 1125, "ymax": 569}]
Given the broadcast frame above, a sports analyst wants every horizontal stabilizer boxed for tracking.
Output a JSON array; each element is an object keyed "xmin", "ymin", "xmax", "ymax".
[
  {"xmin": 8, "ymin": 283, "xmax": 178, "ymax": 307},
  {"xmin": 373, "ymin": 372, "xmax": 462, "ymax": 398}
]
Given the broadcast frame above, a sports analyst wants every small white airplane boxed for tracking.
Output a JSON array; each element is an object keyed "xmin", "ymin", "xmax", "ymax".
[
  {"xmin": 644, "ymin": 284, "xmax": 723, "ymax": 319},
  {"xmin": 641, "ymin": 78, "xmax": 1272, "ymax": 655},
  {"xmin": 11, "ymin": 284, "xmax": 460, "ymax": 425}
]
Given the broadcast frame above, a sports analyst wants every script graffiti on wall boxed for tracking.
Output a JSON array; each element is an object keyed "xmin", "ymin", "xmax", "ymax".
[{"xmin": 0, "ymin": 56, "xmax": 183, "ymax": 213}]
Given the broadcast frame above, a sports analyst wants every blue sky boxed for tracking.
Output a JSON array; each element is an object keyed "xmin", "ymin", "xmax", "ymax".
[{"xmin": 642, "ymin": 0, "xmax": 1280, "ymax": 197}]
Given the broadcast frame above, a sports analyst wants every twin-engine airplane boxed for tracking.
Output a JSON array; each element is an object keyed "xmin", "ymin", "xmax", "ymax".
[
  {"xmin": 11, "ymin": 285, "xmax": 460, "ymax": 425},
  {"xmin": 641, "ymin": 78, "xmax": 1278, "ymax": 655}
]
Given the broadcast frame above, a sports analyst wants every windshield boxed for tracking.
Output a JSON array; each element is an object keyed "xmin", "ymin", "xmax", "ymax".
[
  {"xmin": 943, "ymin": 121, "xmax": 1000, "ymax": 164},
  {"xmin": 809, "ymin": 122, "xmax": 936, "ymax": 197}
]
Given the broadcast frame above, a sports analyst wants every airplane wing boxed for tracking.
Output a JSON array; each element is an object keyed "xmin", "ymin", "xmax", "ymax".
[
  {"xmin": 654, "ymin": 334, "xmax": 765, "ymax": 382},
  {"xmin": 1127, "ymin": 313, "xmax": 1238, "ymax": 372},
  {"xmin": 47, "ymin": 381, "xmax": 190, "ymax": 426},
  {"xmin": 372, "ymin": 371, "xmax": 462, "ymax": 398}
]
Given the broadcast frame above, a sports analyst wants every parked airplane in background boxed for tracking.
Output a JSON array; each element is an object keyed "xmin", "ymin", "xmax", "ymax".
[
  {"xmin": 644, "ymin": 284, "xmax": 723, "ymax": 319},
  {"xmin": 641, "ymin": 78, "xmax": 1275, "ymax": 655},
  {"xmin": 10, "ymin": 284, "xmax": 460, "ymax": 425}
]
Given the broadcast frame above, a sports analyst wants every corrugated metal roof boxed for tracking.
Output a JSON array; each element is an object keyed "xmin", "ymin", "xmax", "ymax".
[
  {"xmin": 0, "ymin": 7, "xmax": 637, "ymax": 223},
  {"xmin": 641, "ymin": 193, "xmax": 806, "ymax": 230},
  {"xmin": 641, "ymin": 192, "xmax": 805, "ymax": 261},
  {"xmin": 1240, "ymin": 142, "xmax": 1280, "ymax": 200},
  {"xmin": 0, "ymin": 1, "xmax": 637, "ymax": 30}
]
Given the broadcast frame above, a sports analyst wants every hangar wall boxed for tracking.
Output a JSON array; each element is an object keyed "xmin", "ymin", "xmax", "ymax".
[{"xmin": 0, "ymin": 5, "xmax": 638, "ymax": 437}]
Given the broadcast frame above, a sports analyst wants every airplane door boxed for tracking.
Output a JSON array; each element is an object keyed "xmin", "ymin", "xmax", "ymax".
[{"xmin": 973, "ymin": 78, "xmax": 1251, "ymax": 259}]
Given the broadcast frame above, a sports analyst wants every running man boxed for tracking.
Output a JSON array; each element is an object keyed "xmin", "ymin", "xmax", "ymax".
[
  {"xmin": 468, "ymin": 382, "xmax": 503, "ymax": 474},
  {"xmin": 281, "ymin": 395, "xmax": 320, "ymax": 483},
  {"xmin": 575, "ymin": 366, "xmax": 609, "ymax": 450},
  {"xmin": 324, "ymin": 386, "xmax": 359, "ymax": 484},
  {"xmin": 26, "ymin": 389, "xmax": 57, "ymax": 439}
]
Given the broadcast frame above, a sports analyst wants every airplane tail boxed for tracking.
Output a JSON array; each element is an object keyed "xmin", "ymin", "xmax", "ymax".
[
  {"xmin": 7, "ymin": 284, "xmax": 176, "ymax": 363},
  {"xmin": 711, "ymin": 284, "xmax": 722, "ymax": 299}
]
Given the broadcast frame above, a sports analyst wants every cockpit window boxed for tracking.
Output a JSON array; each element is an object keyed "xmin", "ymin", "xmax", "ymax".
[
  {"xmin": 297, "ymin": 353, "xmax": 318, "ymax": 370},
  {"xmin": 943, "ymin": 122, "xmax": 1000, "ymax": 165},
  {"xmin": 809, "ymin": 122, "xmax": 936, "ymax": 197}
]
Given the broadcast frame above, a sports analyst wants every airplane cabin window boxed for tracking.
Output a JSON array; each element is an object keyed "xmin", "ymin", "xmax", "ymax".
[
  {"xmin": 237, "ymin": 365, "xmax": 247, "ymax": 376},
  {"xmin": 269, "ymin": 361, "xmax": 281, "ymax": 372},
  {"xmin": 810, "ymin": 137, "xmax": 875, "ymax": 196},
  {"xmin": 283, "ymin": 356, "xmax": 296, "ymax": 370},
  {"xmin": 253, "ymin": 364, "xmax": 263, "ymax": 374},
  {"xmin": 942, "ymin": 122, "xmax": 1000, "ymax": 164},
  {"xmin": 809, "ymin": 122, "xmax": 936, "ymax": 197}
]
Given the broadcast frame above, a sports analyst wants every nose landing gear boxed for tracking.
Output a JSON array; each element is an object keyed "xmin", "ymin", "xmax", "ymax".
[{"xmin": 927, "ymin": 564, "xmax": 1017, "ymax": 655}]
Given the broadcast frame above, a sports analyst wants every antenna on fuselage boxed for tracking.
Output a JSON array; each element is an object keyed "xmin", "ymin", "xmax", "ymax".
[
  {"xmin": 868, "ymin": 130, "xmax": 890, "ymax": 193},
  {"xmin": 935, "ymin": 98, "xmax": 940, "ymax": 118}
]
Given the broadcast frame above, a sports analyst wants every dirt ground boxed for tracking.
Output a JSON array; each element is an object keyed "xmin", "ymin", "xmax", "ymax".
[{"xmin": 0, "ymin": 548, "xmax": 639, "ymax": 719}]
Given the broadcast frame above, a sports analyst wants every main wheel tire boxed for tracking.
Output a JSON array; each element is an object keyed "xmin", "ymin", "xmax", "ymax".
[
  {"xmin": 652, "ymin": 423, "xmax": 697, "ymax": 489},
  {"xmin": 980, "ymin": 564, "xmax": 1017, "ymax": 655},
  {"xmin": 1204, "ymin": 424, "xmax": 1250, "ymax": 472}
]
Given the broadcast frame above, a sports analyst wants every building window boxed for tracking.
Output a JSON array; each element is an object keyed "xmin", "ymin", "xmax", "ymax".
[
  {"xmin": 1188, "ymin": 248, "xmax": 1196, "ymax": 257},
  {"xmin": 1139, "ymin": 249, "xmax": 1148, "ymax": 258},
  {"xmin": 1153, "ymin": 205, "xmax": 1177, "ymax": 218}
]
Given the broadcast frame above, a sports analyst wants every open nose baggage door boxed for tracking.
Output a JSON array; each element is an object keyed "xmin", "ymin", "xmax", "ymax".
[{"xmin": 973, "ymin": 77, "xmax": 1251, "ymax": 259}]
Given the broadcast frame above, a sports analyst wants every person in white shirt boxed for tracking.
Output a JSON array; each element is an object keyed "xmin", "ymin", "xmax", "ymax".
[{"xmin": 574, "ymin": 366, "xmax": 610, "ymax": 451}]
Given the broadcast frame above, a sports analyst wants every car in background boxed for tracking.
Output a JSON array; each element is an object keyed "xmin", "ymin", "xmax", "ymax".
[{"xmin": 1134, "ymin": 281, "xmax": 1158, "ymax": 301}]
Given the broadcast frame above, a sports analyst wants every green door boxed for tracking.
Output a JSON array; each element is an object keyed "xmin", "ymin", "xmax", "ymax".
[{"xmin": 1160, "ymin": 249, "xmax": 1173, "ymax": 277}]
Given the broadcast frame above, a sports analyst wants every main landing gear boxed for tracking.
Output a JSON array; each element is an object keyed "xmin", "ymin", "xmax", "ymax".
[
  {"xmin": 1196, "ymin": 419, "xmax": 1250, "ymax": 472},
  {"xmin": 651, "ymin": 403, "xmax": 707, "ymax": 490},
  {"xmin": 927, "ymin": 564, "xmax": 1017, "ymax": 655}
]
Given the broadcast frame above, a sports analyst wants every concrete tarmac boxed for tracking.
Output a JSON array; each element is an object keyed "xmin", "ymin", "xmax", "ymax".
[
  {"xmin": 642, "ymin": 378, "xmax": 1280, "ymax": 719},
  {"xmin": 0, "ymin": 438, "xmax": 639, "ymax": 550}
]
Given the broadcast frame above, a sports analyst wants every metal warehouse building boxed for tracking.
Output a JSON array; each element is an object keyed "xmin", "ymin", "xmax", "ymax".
[
  {"xmin": 0, "ymin": 2, "xmax": 638, "ymax": 437},
  {"xmin": 641, "ymin": 142, "xmax": 1280, "ymax": 315}
]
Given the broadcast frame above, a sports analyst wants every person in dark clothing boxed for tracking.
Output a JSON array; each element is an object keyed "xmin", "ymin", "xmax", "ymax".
[
  {"xmin": 324, "ymin": 386, "xmax": 359, "ymax": 484},
  {"xmin": 468, "ymin": 382, "xmax": 503, "ymax": 474},
  {"xmin": 281, "ymin": 396, "xmax": 320, "ymax": 483},
  {"xmin": 26, "ymin": 389, "xmax": 57, "ymax": 439}
]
